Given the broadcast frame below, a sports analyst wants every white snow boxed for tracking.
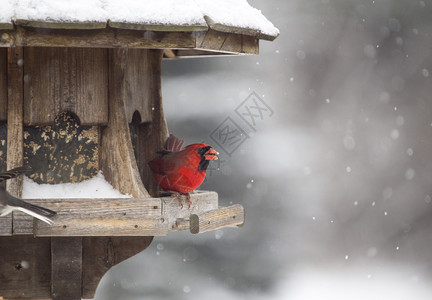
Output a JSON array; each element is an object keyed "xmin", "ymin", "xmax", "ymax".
[
  {"xmin": 197, "ymin": 0, "xmax": 280, "ymax": 36},
  {"xmin": 22, "ymin": 171, "xmax": 131, "ymax": 199},
  {"xmin": 2, "ymin": 0, "xmax": 278, "ymax": 37},
  {"xmin": 105, "ymin": 0, "xmax": 206, "ymax": 26},
  {"xmin": 0, "ymin": 0, "xmax": 14, "ymax": 24},
  {"xmin": 15, "ymin": 0, "xmax": 107, "ymax": 23}
]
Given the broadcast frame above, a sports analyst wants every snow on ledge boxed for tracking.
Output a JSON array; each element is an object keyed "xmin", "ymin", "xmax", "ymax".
[
  {"xmin": 198, "ymin": 0, "xmax": 279, "ymax": 37},
  {"xmin": 1, "ymin": 0, "xmax": 279, "ymax": 39},
  {"xmin": 15, "ymin": 0, "xmax": 108, "ymax": 23},
  {"xmin": 105, "ymin": 0, "xmax": 206, "ymax": 26},
  {"xmin": 22, "ymin": 171, "xmax": 132, "ymax": 199}
]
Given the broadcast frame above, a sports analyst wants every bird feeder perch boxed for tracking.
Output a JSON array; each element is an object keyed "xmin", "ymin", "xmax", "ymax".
[{"xmin": 0, "ymin": 2, "xmax": 278, "ymax": 299}]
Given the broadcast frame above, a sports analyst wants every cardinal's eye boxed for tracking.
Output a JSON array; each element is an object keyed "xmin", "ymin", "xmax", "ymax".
[{"xmin": 197, "ymin": 146, "xmax": 211, "ymax": 155}]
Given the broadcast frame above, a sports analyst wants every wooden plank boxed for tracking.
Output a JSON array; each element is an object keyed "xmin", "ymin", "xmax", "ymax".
[
  {"xmin": 17, "ymin": 198, "xmax": 167, "ymax": 236},
  {"xmin": 163, "ymin": 191, "xmax": 218, "ymax": 231},
  {"xmin": 15, "ymin": 192, "xmax": 218, "ymax": 235},
  {"xmin": 190, "ymin": 204, "xmax": 244, "ymax": 234},
  {"xmin": 23, "ymin": 47, "xmax": 108, "ymax": 126},
  {"xmin": 0, "ymin": 50, "xmax": 6, "ymax": 235},
  {"xmin": 6, "ymin": 47, "xmax": 24, "ymax": 196},
  {"xmin": 220, "ymin": 33, "xmax": 243, "ymax": 53},
  {"xmin": 0, "ymin": 47, "xmax": 23, "ymax": 236},
  {"xmin": 15, "ymin": 19, "xmax": 107, "ymax": 30},
  {"xmin": 82, "ymin": 236, "xmax": 153, "ymax": 299},
  {"xmin": 5, "ymin": 27, "xmax": 196, "ymax": 49},
  {"xmin": 133, "ymin": 50, "xmax": 169, "ymax": 196},
  {"xmin": 109, "ymin": 21, "xmax": 207, "ymax": 32},
  {"xmin": 197, "ymin": 29, "xmax": 229, "ymax": 51},
  {"xmin": 124, "ymin": 49, "xmax": 154, "ymax": 124},
  {"xmin": 99, "ymin": 48, "xmax": 151, "ymax": 198},
  {"xmin": 195, "ymin": 29, "xmax": 259, "ymax": 55},
  {"xmin": 242, "ymin": 35, "xmax": 259, "ymax": 55},
  {"xmin": 14, "ymin": 197, "xmax": 161, "ymax": 235},
  {"xmin": 51, "ymin": 237, "xmax": 82, "ymax": 300},
  {"xmin": 0, "ymin": 48, "xmax": 6, "ymax": 120},
  {"xmin": 0, "ymin": 23, "xmax": 14, "ymax": 30},
  {"xmin": 0, "ymin": 236, "xmax": 51, "ymax": 298}
]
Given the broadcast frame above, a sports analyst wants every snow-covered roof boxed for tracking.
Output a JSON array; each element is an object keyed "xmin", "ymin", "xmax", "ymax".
[{"xmin": 0, "ymin": 0, "xmax": 279, "ymax": 41}]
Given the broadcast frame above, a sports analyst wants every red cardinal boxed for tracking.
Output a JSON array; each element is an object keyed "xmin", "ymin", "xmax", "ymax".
[{"xmin": 149, "ymin": 134, "xmax": 219, "ymax": 207}]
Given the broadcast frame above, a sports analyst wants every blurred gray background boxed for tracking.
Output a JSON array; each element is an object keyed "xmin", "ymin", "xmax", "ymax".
[{"xmin": 96, "ymin": 1, "xmax": 432, "ymax": 299}]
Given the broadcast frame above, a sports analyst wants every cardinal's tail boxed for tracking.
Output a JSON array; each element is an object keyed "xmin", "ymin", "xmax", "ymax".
[{"xmin": 165, "ymin": 134, "xmax": 184, "ymax": 152}]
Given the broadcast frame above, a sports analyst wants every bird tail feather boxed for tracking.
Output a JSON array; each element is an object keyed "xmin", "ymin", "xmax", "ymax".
[
  {"xmin": 14, "ymin": 206, "xmax": 54, "ymax": 225},
  {"xmin": 165, "ymin": 134, "xmax": 184, "ymax": 152},
  {"xmin": 8, "ymin": 196, "xmax": 56, "ymax": 218},
  {"xmin": 0, "ymin": 166, "xmax": 32, "ymax": 183}
]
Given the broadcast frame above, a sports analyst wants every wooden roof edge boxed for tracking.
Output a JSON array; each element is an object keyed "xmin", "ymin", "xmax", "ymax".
[
  {"xmin": 108, "ymin": 20, "xmax": 208, "ymax": 32},
  {"xmin": 0, "ymin": 23, "xmax": 13, "ymax": 30},
  {"xmin": 14, "ymin": 19, "xmax": 107, "ymax": 30},
  {"xmin": 0, "ymin": 27, "xmax": 258, "ymax": 56},
  {"xmin": 204, "ymin": 15, "xmax": 279, "ymax": 42},
  {"xmin": 0, "ymin": 17, "xmax": 277, "ymax": 41}
]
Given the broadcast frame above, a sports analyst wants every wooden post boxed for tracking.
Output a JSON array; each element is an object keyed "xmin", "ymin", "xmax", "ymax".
[
  {"xmin": 100, "ymin": 48, "xmax": 150, "ymax": 198},
  {"xmin": 51, "ymin": 237, "xmax": 82, "ymax": 300},
  {"xmin": 135, "ymin": 50, "xmax": 169, "ymax": 196},
  {"xmin": 0, "ymin": 47, "xmax": 24, "ymax": 236},
  {"xmin": 6, "ymin": 47, "xmax": 24, "ymax": 190},
  {"xmin": 0, "ymin": 48, "xmax": 6, "ymax": 121}
]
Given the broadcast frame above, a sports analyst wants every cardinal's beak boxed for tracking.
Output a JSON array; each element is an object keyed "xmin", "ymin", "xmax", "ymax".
[{"xmin": 204, "ymin": 148, "xmax": 219, "ymax": 160}]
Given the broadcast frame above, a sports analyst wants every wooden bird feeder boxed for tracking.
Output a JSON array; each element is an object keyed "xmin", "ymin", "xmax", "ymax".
[{"xmin": 0, "ymin": 2, "xmax": 278, "ymax": 299}]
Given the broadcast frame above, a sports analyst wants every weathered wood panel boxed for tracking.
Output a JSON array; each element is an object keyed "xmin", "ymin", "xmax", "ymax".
[
  {"xmin": 15, "ymin": 19, "xmax": 107, "ymax": 30},
  {"xmin": 23, "ymin": 47, "xmax": 108, "ymax": 125},
  {"xmin": 195, "ymin": 30, "xmax": 259, "ymax": 55},
  {"xmin": 0, "ymin": 236, "xmax": 51, "ymax": 298},
  {"xmin": 0, "ymin": 47, "xmax": 24, "ymax": 236},
  {"xmin": 16, "ymin": 192, "xmax": 218, "ymax": 235},
  {"xmin": 0, "ymin": 27, "xmax": 196, "ymax": 49},
  {"xmin": 220, "ymin": 33, "xmax": 243, "ymax": 53},
  {"xmin": 6, "ymin": 47, "xmax": 24, "ymax": 197},
  {"xmin": 132, "ymin": 50, "xmax": 169, "ymax": 196},
  {"xmin": 0, "ymin": 123, "xmax": 6, "ymax": 171},
  {"xmin": 51, "ymin": 237, "xmax": 82, "ymax": 300},
  {"xmin": 108, "ymin": 21, "xmax": 207, "ymax": 32},
  {"xmin": 190, "ymin": 204, "xmax": 244, "ymax": 234},
  {"xmin": 100, "ymin": 48, "xmax": 150, "ymax": 198},
  {"xmin": 0, "ymin": 48, "xmax": 7, "ymax": 120},
  {"xmin": 242, "ymin": 35, "xmax": 259, "ymax": 55},
  {"xmin": 197, "ymin": 30, "xmax": 229, "ymax": 51},
  {"xmin": 0, "ymin": 22, "xmax": 13, "ymax": 31},
  {"xmin": 124, "ymin": 49, "xmax": 154, "ymax": 124},
  {"xmin": 82, "ymin": 236, "xmax": 153, "ymax": 299},
  {"xmin": 15, "ymin": 198, "xmax": 165, "ymax": 236},
  {"xmin": 162, "ymin": 191, "xmax": 219, "ymax": 231}
]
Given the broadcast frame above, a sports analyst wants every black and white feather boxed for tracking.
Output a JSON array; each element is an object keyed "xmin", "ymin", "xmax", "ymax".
[{"xmin": 0, "ymin": 166, "xmax": 56, "ymax": 225}]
